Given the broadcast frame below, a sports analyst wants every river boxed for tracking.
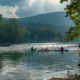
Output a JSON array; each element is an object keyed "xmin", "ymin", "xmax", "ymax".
[{"xmin": 0, "ymin": 42, "xmax": 80, "ymax": 80}]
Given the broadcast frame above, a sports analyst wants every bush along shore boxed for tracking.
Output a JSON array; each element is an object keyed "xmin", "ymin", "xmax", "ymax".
[
  {"xmin": 47, "ymin": 71, "xmax": 80, "ymax": 80},
  {"xmin": 48, "ymin": 77, "xmax": 80, "ymax": 80}
]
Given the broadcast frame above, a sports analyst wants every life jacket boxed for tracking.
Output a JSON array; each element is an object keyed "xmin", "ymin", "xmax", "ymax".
[
  {"xmin": 60, "ymin": 47, "xmax": 64, "ymax": 50},
  {"xmin": 79, "ymin": 44, "xmax": 80, "ymax": 47}
]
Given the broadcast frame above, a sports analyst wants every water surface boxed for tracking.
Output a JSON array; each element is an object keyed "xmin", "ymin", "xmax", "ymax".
[{"xmin": 0, "ymin": 42, "xmax": 80, "ymax": 80}]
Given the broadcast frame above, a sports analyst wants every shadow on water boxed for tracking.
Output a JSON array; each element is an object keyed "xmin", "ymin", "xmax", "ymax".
[
  {"xmin": 78, "ymin": 51, "xmax": 80, "ymax": 66},
  {"xmin": 0, "ymin": 51, "xmax": 24, "ymax": 73},
  {"xmin": 0, "ymin": 44, "xmax": 80, "ymax": 80},
  {"xmin": 60, "ymin": 51, "xmax": 64, "ymax": 56},
  {"xmin": 78, "ymin": 51, "xmax": 80, "ymax": 58},
  {"xmin": 77, "ymin": 51, "xmax": 80, "ymax": 76}
]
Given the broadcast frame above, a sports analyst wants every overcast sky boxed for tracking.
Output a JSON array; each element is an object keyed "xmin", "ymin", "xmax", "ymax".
[{"xmin": 0, "ymin": 0, "xmax": 69, "ymax": 18}]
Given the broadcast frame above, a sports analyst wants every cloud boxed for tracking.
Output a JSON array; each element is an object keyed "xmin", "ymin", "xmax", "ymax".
[
  {"xmin": 15, "ymin": 6, "xmax": 39, "ymax": 17},
  {"xmin": 7, "ymin": 10, "xmax": 12, "ymax": 15},
  {"xmin": 0, "ymin": 5, "xmax": 19, "ymax": 18},
  {"xmin": 0, "ymin": 0, "xmax": 61, "ymax": 7},
  {"xmin": 9, "ymin": 6, "xmax": 19, "ymax": 15},
  {"xmin": 0, "ymin": 0, "xmax": 70, "ymax": 18},
  {"xmin": 49, "ymin": 0, "xmax": 60, "ymax": 4},
  {"xmin": 16, "ymin": 0, "xmax": 69, "ymax": 18},
  {"xmin": 29, "ymin": 0, "xmax": 35, "ymax": 6},
  {"xmin": 0, "ymin": 0, "xmax": 24, "ymax": 7}
]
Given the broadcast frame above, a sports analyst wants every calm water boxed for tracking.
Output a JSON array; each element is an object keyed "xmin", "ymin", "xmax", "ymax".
[{"xmin": 0, "ymin": 42, "xmax": 80, "ymax": 80}]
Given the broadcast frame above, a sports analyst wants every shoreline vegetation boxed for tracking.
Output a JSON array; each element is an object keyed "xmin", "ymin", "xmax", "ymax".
[
  {"xmin": 0, "ymin": 15, "xmax": 66, "ymax": 43},
  {"xmin": 48, "ymin": 77, "xmax": 80, "ymax": 80},
  {"xmin": 48, "ymin": 71, "xmax": 80, "ymax": 80}
]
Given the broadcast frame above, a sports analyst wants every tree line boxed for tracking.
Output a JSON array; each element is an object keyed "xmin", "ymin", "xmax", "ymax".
[
  {"xmin": 0, "ymin": 15, "xmax": 66, "ymax": 43},
  {"xmin": 60, "ymin": 0, "xmax": 80, "ymax": 42},
  {"xmin": 21, "ymin": 22, "xmax": 68, "ymax": 33}
]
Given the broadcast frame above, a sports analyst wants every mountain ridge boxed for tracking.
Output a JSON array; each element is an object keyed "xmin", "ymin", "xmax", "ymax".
[
  {"xmin": 18, "ymin": 11, "xmax": 74, "ymax": 26},
  {"xmin": 3, "ymin": 11, "xmax": 75, "ymax": 32}
]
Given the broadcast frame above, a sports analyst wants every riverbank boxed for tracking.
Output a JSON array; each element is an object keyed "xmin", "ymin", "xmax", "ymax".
[
  {"xmin": 48, "ymin": 73, "xmax": 80, "ymax": 80},
  {"xmin": 48, "ymin": 77, "xmax": 80, "ymax": 80}
]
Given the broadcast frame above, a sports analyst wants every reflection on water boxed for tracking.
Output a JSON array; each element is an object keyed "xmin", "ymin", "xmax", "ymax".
[{"xmin": 0, "ymin": 43, "xmax": 79, "ymax": 80}]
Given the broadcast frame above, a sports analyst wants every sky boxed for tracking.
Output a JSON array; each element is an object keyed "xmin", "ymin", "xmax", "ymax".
[{"xmin": 0, "ymin": 0, "xmax": 69, "ymax": 18}]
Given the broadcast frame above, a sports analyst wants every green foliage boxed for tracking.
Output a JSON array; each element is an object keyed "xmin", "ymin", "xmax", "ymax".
[
  {"xmin": 0, "ymin": 14, "xmax": 3, "ymax": 22},
  {"xmin": 0, "ymin": 18, "xmax": 26, "ymax": 43},
  {"xmin": 21, "ymin": 22, "xmax": 70, "ymax": 33},
  {"xmin": 24, "ymin": 27, "xmax": 31, "ymax": 42},
  {"xmin": 60, "ymin": 0, "xmax": 80, "ymax": 42},
  {"xmin": 27, "ymin": 26, "xmax": 65, "ymax": 42},
  {"xmin": 0, "ymin": 15, "xmax": 65, "ymax": 43},
  {"xmin": 60, "ymin": 0, "xmax": 68, "ymax": 3},
  {"xmin": 18, "ymin": 12, "xmax": 74, "ymax": 32}
]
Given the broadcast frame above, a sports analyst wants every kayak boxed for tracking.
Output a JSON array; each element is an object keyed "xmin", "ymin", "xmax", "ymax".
[
  {"xmin": 72, "ymin": 50, "xmax": 80, "ymax": 51},
  {"xmin": 38, "ymin": 50, "xmax": 53, "ymax": 51},
  {"xmin": 29, "ymin": 48, "xmax": 36, "ymax": 51},
  {"xmin": 54, "ymin": 50, "xmax": 68, "ymax": 51}
]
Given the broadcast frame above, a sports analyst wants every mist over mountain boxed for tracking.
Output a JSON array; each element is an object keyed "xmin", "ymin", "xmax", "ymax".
[
  {"xmin": 3, "ymin": 11, "xmax": 75, "ymax": 32},
  {"xmin": 18, "ymin": 11, "xmax": 74, "ymax": 26}
]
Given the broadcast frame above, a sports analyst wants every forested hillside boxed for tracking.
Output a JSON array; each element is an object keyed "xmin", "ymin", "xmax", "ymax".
[
  {"xmin": 1, "ymin": 14, "xmax": 66, "ymax": 43},
  {"xmin": 3, "ymin": 11, "xmax": 75, "ymax": 32},
  {"xmin": 19, "ymin": 11, "xmax": 75, "ymax": 32},
  {"xmin": 21, "ymin": 22, "xmax": 68, "ymax": 32},
  {"xmin": 18, "ymin": 11, "xmax": 74, "ymax": 26}
]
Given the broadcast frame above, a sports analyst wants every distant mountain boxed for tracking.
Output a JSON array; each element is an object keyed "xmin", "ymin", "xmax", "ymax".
[
  {"xmin": 3, "ymin": 11, "xmax": 75, "ymax": 32},
  {"xmin": 18, "ymin": 11, "xmax": 74, "ymax": 26}
]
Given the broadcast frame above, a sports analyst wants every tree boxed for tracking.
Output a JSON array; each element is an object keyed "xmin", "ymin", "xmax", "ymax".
[
  {"xmin": 9, "ymin": 18, "xmax": 25, "ymax": 43},
  {"xmin": 57, "ymin": 31, "xmax": 65, "ymax": 41},
  {"xmin": 60, "ymin": 0, "xmax": 80, "ymax": 42},
  {"xmin": 0, "ymin": 14, "xmax": 3, "ymax": 22},
  {"xmin": 24, "ymin": 27, "xmax": 31, "ymax": 42}
]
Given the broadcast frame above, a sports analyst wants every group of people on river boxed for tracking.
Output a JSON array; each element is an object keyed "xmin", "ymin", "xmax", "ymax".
[
  {"xmin": 41, "ymin": 47, "xmax": 48, "ymax": 50},
  {"xmin": 59, "ymin": 43, "xmax": 80, "ymax": 50},
  {"xmin": 31, "ymin": 46, "xmax": 64, "ymax": 51},
  {"xmin": 60, "ymin": 43, "xmax": 80, "ymax": 50},
  {"xmin": 78, "ymin": 43, "xmax": 80, "ymax": 50},
  {"xmin": 31, "ymin": 46, "xmax": 49, "ymax": 51},
  {"xmin": 31, "ymin": 43, "xmax": 80, "ymax": 51}
]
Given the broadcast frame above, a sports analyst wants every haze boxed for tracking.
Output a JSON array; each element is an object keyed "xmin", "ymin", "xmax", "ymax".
[{"xmin": 0, "ymin": 0, "xmax": 69, "ymax": 18}]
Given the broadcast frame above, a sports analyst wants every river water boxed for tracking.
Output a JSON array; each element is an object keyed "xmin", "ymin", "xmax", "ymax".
[{"xmin": 0, "ymin": 42, "xmax": 80, "ymax": 80}]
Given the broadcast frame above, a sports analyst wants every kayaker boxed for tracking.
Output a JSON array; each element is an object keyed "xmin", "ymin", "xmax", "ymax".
[
  {"xmin": 41, "ymin": 48, "xmax": 44, "ymax": 50},
  {"xmin": 60, "ymin": 46, "xmax": 64, "ymax": 50},
  {"xmin": 31, "ymin": 46, "xmax": 33, "ymax": 50},
  {"xmin": 78, "ymin": 43, "xmax": 80, "ymax": 50},
  {"xmin": 45, "ymin": 47, "xmax": 48, "ymax": 50}
]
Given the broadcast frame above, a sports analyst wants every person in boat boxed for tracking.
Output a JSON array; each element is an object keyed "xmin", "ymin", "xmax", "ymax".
[
  {"xmin": 41, "ymin": 48, "xmax": 44, "ymax": 50},
  {"xmin": 31, "ymin": 46, "xmax": 33, "ymax": 50},
  {"xmin": 78, "ymin": 43, "xmax": 80, "ymax": 50},
  {"xmin": 60, "ymin": 46, "xmax": 64, "ymax": 50},
  {"xmin": 45, "ymin": 47, "xmax": 48, "ymax": 51}
]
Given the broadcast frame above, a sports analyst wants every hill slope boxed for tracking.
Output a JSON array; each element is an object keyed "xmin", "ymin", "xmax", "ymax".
[
  {"xmin": 3, "ymin": 11, "xmax": 75, "ymax": 32},
  {"xmin": 18, "ymin": 11, "xmax": 74, "ymax": 26}
]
